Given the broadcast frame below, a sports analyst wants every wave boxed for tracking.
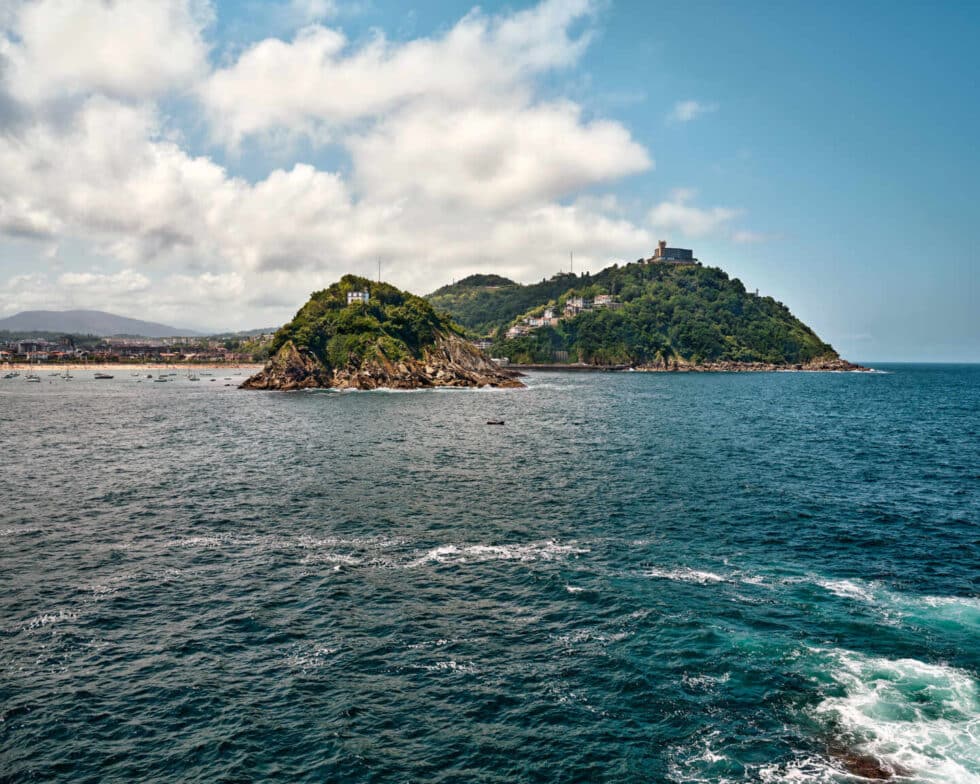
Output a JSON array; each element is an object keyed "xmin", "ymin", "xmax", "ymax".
[
  {"xmin": 25, "ymin": 609, "xmax": 78, "ymax": 630},
  {"xmin": 645, "ymin": 566, "xmax": 728, "ymax": 585},
  {"xmin": 810, "ymin": 648, "xmax": 980, "ymax": 782},
  {"xmin": 815, "ymin": 577, "xmax": 980, "ymax": 632},
  {"xmin": 407, "ymin": 540, "xmax": 588, "ymax": 567}
]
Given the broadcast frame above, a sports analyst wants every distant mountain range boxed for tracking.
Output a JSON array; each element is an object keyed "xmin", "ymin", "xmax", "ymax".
[{"xmin": 0, "ymin": 309, "xmax": 201, "ymax": 337}]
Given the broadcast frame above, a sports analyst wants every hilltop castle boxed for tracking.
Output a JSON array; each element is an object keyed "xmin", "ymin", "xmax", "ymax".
[{"xmin": 648, "ymin": 240, "xmax": 699, "ymax": 265}]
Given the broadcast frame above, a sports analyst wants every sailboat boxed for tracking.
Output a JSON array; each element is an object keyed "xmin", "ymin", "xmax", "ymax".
[{"xmin": 25, "ymin": 357, "xmax": 40, "ymax": 382}]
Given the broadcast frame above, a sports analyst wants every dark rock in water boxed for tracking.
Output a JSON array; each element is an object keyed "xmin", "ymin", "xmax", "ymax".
[
  {"xmin": 240, "ymin": 341, "xmax": 330, "ymax": 391},
  {"xmin": 825, "ymin": 741, "xmax": 911, "ymax": 780},
  {"xmin": 242, "ymin": 337, "xmax": 523, "ymax": 391},
  {"xmin": 635, "ymin": 356, "xmax": 871, "ymax": 373}
]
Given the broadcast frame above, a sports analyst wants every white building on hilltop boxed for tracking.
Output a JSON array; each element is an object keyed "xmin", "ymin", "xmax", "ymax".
[{"xmin": 347, "ymin": 290, "xmax": 370, "ymax": 305}]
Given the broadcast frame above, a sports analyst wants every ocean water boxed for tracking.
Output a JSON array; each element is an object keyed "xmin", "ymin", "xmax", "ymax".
[{"xmin": 1, "ymin": 365, "xmax": 977, "ymax": 783}]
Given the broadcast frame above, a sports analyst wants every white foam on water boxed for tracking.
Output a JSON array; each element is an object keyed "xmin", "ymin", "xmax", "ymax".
[
  {"xmin": 0, "ymin": 526, "xmax": 38, "ymax": 537},
  {"xmin": 285, "ymin": 643, "xmax": 341, "ymax": 670},
  {"xmin": 754, "ymin": 756, "xmax": 844, "ymax": 783},
  {"xmin": 406, "ymin": 638, "xmax": 455, "ymax": 650},
  {"xmin": 813, "ymin": 648, "xmax": 980, "ymax": 783},
  {"xmin": 300, "ymin": 551, "xmax": 363, "ymax": 567},
  {"xmin": 817, "ymin": 578, "xmax": 878, "ymax": 603},
  {"xmin": 814, "ymin": 577, "xmax": 979, "ymax": 632},
  {"xmin": 565, "ymin": 584, "xmax": 585, "ymax": 594},
  {"xmin": 645, "ymin": 567, "xmax": 728, "ymax": 585},
  {"xmin": 25, "ymin": 609, "xmax": 78, "ymax": 630},
  {"xmin": 408, "ymin": 540, "xmax": 588, "ymax": 567},
  {"xmin": 419, "ymin": 659, "xmax": 479, "ymax": 674},
  {"xmin": 682, "ymin": 671, "xmax": 732, "ymax": 690}
]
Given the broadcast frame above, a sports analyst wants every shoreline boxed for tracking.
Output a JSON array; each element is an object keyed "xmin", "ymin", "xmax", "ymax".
[
  {"xmin": 508, "ymin": 358, "xmax": 871, "ymax": 373},
  {"xmin": 3, "ymin": 362, "xmax": 263, "ymax": 372}
]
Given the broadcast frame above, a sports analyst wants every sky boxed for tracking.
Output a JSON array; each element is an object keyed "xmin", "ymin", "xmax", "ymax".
[{"xmin": 0, "ymin": 0, "xmax": 976, "ymax": 360}]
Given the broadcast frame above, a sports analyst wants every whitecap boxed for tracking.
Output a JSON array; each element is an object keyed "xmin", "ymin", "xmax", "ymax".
[
  {"xmin": 408, "ymin": 540, "xmax": 588, "ymax": 567},
  {"xmin": 645, "ymin": 567, "xmax": 727, "ymax": 585},
  {"xmin": 816, "ymin": 578, "xmax": 878, "ymax": 603},
  {"xmin": 814, "ymin": 576, "xmax": 979, "ymax": 632},
  {"xmin": 812, "ymin": 648, "xmax": 980, "ymax": 782},
  {"xmin": 25, "ymin": 609, "xmax": 78, "ymax": 630}
]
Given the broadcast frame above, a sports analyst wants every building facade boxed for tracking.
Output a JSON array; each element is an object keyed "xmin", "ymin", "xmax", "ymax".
[{"xmin": 649, "ymin": 240, "xmax": 698, "ymax": 264}]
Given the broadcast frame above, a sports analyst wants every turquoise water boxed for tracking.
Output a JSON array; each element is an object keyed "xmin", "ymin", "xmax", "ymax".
[{"xmin": 1, "ymin": 365, "xmax": 977, "ymax": 782}]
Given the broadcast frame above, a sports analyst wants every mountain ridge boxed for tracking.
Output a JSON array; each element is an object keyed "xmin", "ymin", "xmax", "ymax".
[{"xmin": 0, "ymin": 309, "xmax": 201, "ymax": 337}]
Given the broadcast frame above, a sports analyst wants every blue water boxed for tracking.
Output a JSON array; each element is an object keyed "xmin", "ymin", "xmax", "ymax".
[{"xmin": 1, "ymin": 365, "xmax": 977, "ymax": 782}]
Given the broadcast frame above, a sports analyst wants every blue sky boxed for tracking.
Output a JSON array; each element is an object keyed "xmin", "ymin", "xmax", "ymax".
[{"xmin": 0, "ymin": 0, "xmax": 976, "ymax": 360}]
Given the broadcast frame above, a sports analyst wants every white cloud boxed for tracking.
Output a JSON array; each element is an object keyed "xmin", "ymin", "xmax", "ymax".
[
  {"xmin": 200, "ymin": 0, "xmax": 597, "ymax": 146},
  {"xmin": 667, "ymin": 99, "xmax": 718, "ymax": 123},
  {"xmin": 349, "ymin": 99, "xmax": 651, "ymax": 210},
  {"xmin": 648, "ymin": 189, "xmax": 741, "ymax": 238},
  {"xmin": 4, "ymin": 0, "xmax": 211, "ymax": 104},
  {"xmin": 57, "ymin": 269, "xmax": 151, "ymax": 293},
  {"xmin": 0, "ymin": 0, "xmax": 671, "ymax": 329}
]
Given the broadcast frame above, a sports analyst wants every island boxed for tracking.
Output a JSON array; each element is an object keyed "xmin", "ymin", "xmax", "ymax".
[
  {"xmin": 241, "ymin": 276, "xmax": 524, "ymax": 390},
  {"xmin": 427, "ymin": 243, "xmax": 866, "ymax": 371}
]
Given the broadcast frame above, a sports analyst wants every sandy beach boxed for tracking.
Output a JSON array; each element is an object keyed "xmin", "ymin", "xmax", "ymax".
[{"xmin": 3, "ymin": 362, "xmax": 264, "ymax": 372}]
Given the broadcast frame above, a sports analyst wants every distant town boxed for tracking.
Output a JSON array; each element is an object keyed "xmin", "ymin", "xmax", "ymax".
[{"xmin": 0, "ymin": 334, "xmax": 274, "ymax": 365}]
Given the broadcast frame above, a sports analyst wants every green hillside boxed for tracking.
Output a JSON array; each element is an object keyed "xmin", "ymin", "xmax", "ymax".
[
  {"xmin": 427, "ymin": 272, "xmax": 580, "ymax": 336},
  {"xmin": 272, "ymin": 275, "xmax": 456, "ymax": 369},
  {"xmin": 427, "ymin": 261, "xmax": 837, "ymax": 366}
]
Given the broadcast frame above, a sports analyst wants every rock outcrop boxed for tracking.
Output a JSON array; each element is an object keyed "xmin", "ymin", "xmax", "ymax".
[
  {"xmin": 635, "ymin": 356, "xmax": 870, "ymax": 373},
  {"xmin": 242, "ymin": 337, "xmax": 523, "ymax": 391},
  {"xmin": 240, "ymin": 341, "xmax": 330, "ymax": 390}
]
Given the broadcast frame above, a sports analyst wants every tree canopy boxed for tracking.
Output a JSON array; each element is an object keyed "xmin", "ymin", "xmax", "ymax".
[
  {"xmin": 427, "ymin": 262, "xmax": 837, "ymax": 365},
  {"xmin": 272, "ymin": 275, "xmax": 457, "ymax": 370}
]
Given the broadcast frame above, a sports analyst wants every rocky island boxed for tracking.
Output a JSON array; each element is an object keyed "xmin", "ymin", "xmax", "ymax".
[{"xmin": 242, "ymin": 276, "xmax": 523, "ymax": 391}]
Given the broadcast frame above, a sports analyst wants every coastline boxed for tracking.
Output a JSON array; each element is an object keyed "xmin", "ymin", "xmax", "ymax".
[
  {"xmin": 3, "ymin": 362, "xmax": 264, "ymax": 372},
  {"xmin": 508, "ymin": 358, "xmax": 870, "ymax": 373}
]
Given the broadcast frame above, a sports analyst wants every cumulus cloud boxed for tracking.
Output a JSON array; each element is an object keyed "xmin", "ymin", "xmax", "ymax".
[
  {"xmin": 3, "ymin": 0, "xmax": 211, "ymax": 104},
  {"xmin": 667, "ymin": 99, "xmax": 718, "ymax": 123},
  {"xmin": 0, "ymin": 0, "xmax": 677, "ymax": 329},
  {"xmin": 349, "ymin": 100, "xmax": 651, "ymax": 210},
  {"xmin": 200, "ymin": 0, "xmax": 597, "ymax": 146}
]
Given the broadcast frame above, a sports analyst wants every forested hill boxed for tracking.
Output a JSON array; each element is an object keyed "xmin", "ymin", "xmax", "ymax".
[
  {"xmin": 426, "ymin": 261, "xmax": 838, "ymax": 366},
  {"xmin": 426, "ymin": 272, "xmax": 581, "ymax": 336}
]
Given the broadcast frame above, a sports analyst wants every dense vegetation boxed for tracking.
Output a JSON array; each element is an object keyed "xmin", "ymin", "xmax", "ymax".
[
  {"xmin": 428, "ymin": 262, "xmax": 837, "ymax": 365},
  {"xmin": 427, "ymin": 272, "xmax": 581, "ymax": 336},
  {"xmin": 272, "ymin": 275, "xmax": 457, "ymax": 369}
]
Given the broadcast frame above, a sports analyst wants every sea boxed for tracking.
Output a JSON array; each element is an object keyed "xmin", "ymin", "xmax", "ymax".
[{"xmin": 1, "ymin": 365, "xmax": 977, "ymax": 783}]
